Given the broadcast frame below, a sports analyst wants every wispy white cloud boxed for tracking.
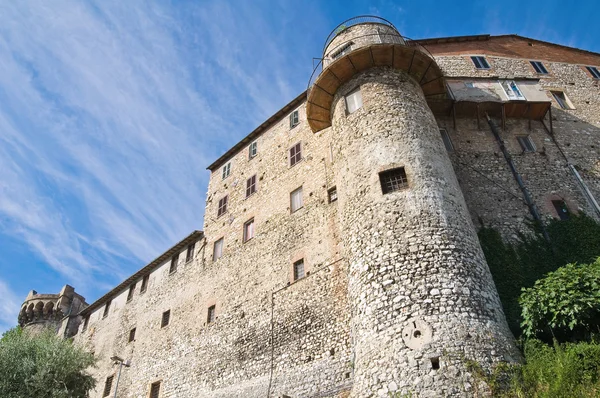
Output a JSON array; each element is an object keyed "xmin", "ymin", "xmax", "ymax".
[{"xmin": 0, "ymin": 279, "xmax": 20, "ymax": 334}]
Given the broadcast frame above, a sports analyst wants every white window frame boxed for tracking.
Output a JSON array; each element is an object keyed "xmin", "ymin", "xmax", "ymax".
[
  {"xmin": 222, "ymin": 162, "xmax": 231, "ymax": 179},
  {"xmin": 501, "ymin": 81, "xmax": 526, "ymax": 101},
  {"xmin": 345, "ymin": 87, "xmax": 363, "ymax": 114},
  {"xmin": 290, "ymin": 186, "xmax": 303, "ymax": 213},
  {"xmin": 516, "ymin": 135, "xmax": 536, "ymax": 153},
  {"xmin": 213, "ymin": 238, "xmax": 224, "ymax": 261},
  {"xmin": 249, "ymin": 141, "xmax": 257, "ymax": 159}
]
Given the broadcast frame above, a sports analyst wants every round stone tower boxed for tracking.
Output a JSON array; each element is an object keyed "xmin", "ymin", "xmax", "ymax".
[{"xmin": 307, "ymin": 17, "xmax": 519, "ymax": 397}]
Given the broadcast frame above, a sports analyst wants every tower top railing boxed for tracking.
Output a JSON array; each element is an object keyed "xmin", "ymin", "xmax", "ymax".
[{"xmin": 322, "ymin": 15, "xmax": 399, "ymax": 54}]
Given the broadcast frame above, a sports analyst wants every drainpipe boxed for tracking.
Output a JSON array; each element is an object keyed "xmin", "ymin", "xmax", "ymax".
[{"xmin": 485, "ymin": 113, "xmax": 551, "ymax": 243}]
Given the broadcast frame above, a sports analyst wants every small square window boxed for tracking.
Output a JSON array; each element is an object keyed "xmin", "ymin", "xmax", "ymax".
[
  {"xmin": 530, "ymin": 61, "xmax": 548, "ymax": 74},
  {"xmin": 586, "ymin": 66, "xmax": 600, "ymax": 79},
  {"xmin": 126, "ymin": 283, "xmax": 136, "ymax": 302},
  {"xmin": 501, "ymin": 81, "xmax": 526, "ymax": 100},
  {"xmin": 217, "ymin": 196, "xmax": 228, "ymax": 218},
  {"xmin": 207, "ymin": 305, "xmax": 216, "ymax": 324},
  {"xmin": 289, "ymin": 142, "xmax": 302, "ymax": 167},
  {"xmin": 517, "ymin": 136, "xmax": 536, "ymax": 152},
  {"xmin": 249, "ymin": 141, "xmax": 258, "ymax": 159},
  {"xmin": 471, "ymin": 56, "xmax": 490, "ymax": 69},
  {"xmin": 243, "ymin": 218, "xmax": 255, "ymax": 242},
  {"xmin": 161, "ymin": 310, "xmax": 170, "ymax": 328},
  {"xmin": 552, "ymin": 200, "xmax": 570, "ymax": 220},
  {"xmin": 293, "ymin": 259, "xmax": 305, "ymax": 281},
  {"xmin": 128, "ymin": 327, "xmax": 136, "ymax": 342},
  {"xmin": 328, "ymin": 186, "xmax": 338, "ymax": 203},
  {"xmin": 150, "ymin": 381, "xmax": 161, "ymax": 398},
  {"xmin": 169, "ymin": 253, "xmax": 179, "ymax": 274},
  {"xmin": 103, "ymin": 375, "xmax": 114, "ymax": 397},
  {"xmin": 246, "ymin": 175, "xmax": 257, "ymax": 198},
  {"xmin": 551, "ymin": 91, "xmax": 574, "ymax": 110},
  {"xmin": 290, "ymin": 186, "xmax": 303, "ymax": 213},
  {"xmin": 140, "ymin": 274, "xmax": 149, "ymax": 293},
  {"xmin": 103, "ymin": 300, "xmax": 111, "ymax": 318},
  {"xmin": 289, "ymin": 110, "xmax": 299, "ymax": 128},
  {"xmin": 213, "ymin": 238, "xmax": 224, "ymax": 261},
  {"xmin": 222, "ymin": 162, "xmax": 231, "ymax": 179},
  {"xmin": 345, "ymin": 87, "xmax": 363, "ymax": 114},
  {"xmin": 379, "ymin": 168, "xmax": 408, "ymax": 194},
  {"xmin": 186, "ymin": 242, "xmax": 195, "ymax": 262},
  {"xmin": 440, "ymin": 129, "xmax": 454, "ymax": 152}
]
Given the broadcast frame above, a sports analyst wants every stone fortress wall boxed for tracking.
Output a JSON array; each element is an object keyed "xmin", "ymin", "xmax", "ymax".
[{"xmin": 20, "ymin": 18, "xmax": 600, "ymax": 398}]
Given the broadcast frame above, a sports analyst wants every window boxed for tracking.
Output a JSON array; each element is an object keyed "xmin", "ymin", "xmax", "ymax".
[
  {"xmin": 126, "ymin": 283, "xmax": 136, "ymax": 302},
  {"xmin": 213, "ymin": 238, "xmax": 224, "ymax": 261},
  {"xmin": 517, "ymin": 136, "xmax": 536, "ymax": 152},
  {"xmin": 345, "ymin": 87, "xmax": 363, "ymax": 114},
  {"xmin": 290, "ymin": 186, "xmax": 303, "ymax": 213},
  {"xmin": 222, "ymin": 162, "xmax": 231, "ymax": 179},
  {"xmin": 161, "ymin": 310, "xmax": 170, "ymax": 328},
  {"xmin": 551, "ymin": 91, "xmax": 574, "ymax": 109},
  {"xmin": 379, "ymin": 168, "xmax": 408, "ymax": 194},
  {"xmin": 217, "ymin": 196, "xmax": 228, "ymax": 217},
  {"xmin": 464, "ymin": 82, "xmax": 475, "ymax": 88},
  {"xmin": 289, "ymin": 142, "xmax": 302, "ymax": 167},
  {"xmin": 128, "ymin": 327, "xmax": 136, "ymax": 342},
  {"xmin": 169, "ymin": 253, "xmax": 179, "ymax": 274},
  {"xmin": 207, "ymin": 305, "xmax": 216, "ymax": 324},
  {"xmin": 331, "ymin": 42, "xmax": 353, "ymax": 59},
  {"xmin": 243, "ymin": 218, "xmax": 255, "ymax": 242},
  {"xmin": 103, "ymin": 375, "xmax": 114, "ymax": 397},
  {"xmin": 103, "ymin": 300, "xmax": 111, "ymax": 318},
  {"xmin": 471, "ymin": 56, "xmax": 490, "ymax": 69},
  {"xmin": 530, "ymin": 61, "xmax": 548, "ymax": 74},
  {"xmin": 501, "ymin": 81, "xmax": 526, "ymax": 100},
  {"xmin": 289, "ymin": 110, "xmax": 299, "ymax": 128},
  {"xmin": 249, "ymin": 141, "xmax": 257, "ymax": 159},
  {"xmin": 552, "ymin": 200, "xmax": 570, "ymax": 220},
  {"xmin": 293, "ymin": 259, "xmax": 305, "ymax": 281},
  {"xmin": 246, "ymin": 175, "xmax": 257, "ymax": 198},
  {"xmin": 82, "ymin": 315, "xmax": 89, "ymax": 331},
  {"xmin": 440, "ymin": 128, "xmax": 454, "ymax": 151},
  {"xmin": 586, "ymin": 66, "xmax": 600, "ymax": 79},
  {"xmin": 186, "ymin": 242, "xmax": 195, "ymax": 262},
  {"xmin": 140, "ymin": 274, "xmax": 149, "ymax": 293},
  {"xmin": 328, "ymin": 186, "xmax": 338, "ymax": 203},
  {"xmin": 150, "ymin": 381, "xmax": 161, "ymax": 398}
]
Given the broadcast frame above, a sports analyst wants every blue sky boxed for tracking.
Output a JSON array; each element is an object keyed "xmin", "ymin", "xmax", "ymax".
[{"xmin": 0, "ymin": 0, "xmax": 598, "ymax": 333}]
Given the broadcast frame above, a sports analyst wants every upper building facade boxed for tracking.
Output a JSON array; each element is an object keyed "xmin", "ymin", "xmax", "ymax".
[{"xmin": 20, "ymin": 16, "xmax": 600, "ymax": 398}]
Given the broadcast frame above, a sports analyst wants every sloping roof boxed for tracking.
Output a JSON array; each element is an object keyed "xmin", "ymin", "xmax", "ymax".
[{"xmin": 79, "ymin": 230, "xmax": 204, "ymax": 316}]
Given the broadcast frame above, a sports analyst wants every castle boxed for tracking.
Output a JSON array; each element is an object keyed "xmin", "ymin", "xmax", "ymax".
[{"xmin": 18, "ymin": 16, "xmax": 600, "ymax": 398}]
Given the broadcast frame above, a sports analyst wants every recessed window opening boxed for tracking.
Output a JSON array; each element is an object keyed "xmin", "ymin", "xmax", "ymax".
[
  {"xmin": 431, "ymin": 357, "xmax": 440, "ymax": 370},
  {"xmin": 243, "ymin": 218, "xmax": 255, "ymax": 242},
  {"xmin": 551, "ymin": 91, "xmax": 574, "ymax": 109},
  {"xmin": 217, "ymin": 196, "xmax": 228, "ymax": 217},
  {"xmin": 207, "ymin": 305, "xmax": 216, "ymax": 324},
  {"xmin": 328, "ymin": 186, "xmax": 338, "ymax": 203},
  {"xmin": 82, "ymin": 315, "xmax": 90, "ymax": 331},
  {"xmin": 103, "ymin": 375, "xmax": 114, "ymax": 397},
  {"xmin": 246, "ymin": 175, "xmax": 257, "ymax": 198},
  {"xmin": 290, "ymin": 186, "xmax": 303, "ymax": 213},
  {"xmin": 213, "ymin": 238, "xmax": 224, "ymax": 261},
  {"xmin": 150, "ymin": 381, "xmax": 161, "ymax": 398},
  {"xmin": 289, "ymin": 142, "xmax": 302, "ymax": 166},
  {"xmin": 140, "ymin": 274, "xmax": 149, "ymax": 293},
  {"xmin": 440, "ymin": 128, "xmax": 454, "ymax": 151},
  {"xmin": 471, "ymin": 56, "xmax": 490, "ymax": 69},
  {"xmin": 169, "ymin": 253, "xmax": 179, "ymax": 274},
  {"xmin": 379, "ymin": 168, "xmax": 408, "ymax": 194},
  {"xmin": 552, "ymin": 200, "xmax": 570, "ymax": 220},
  {"xmin": 186, "ymin": 242, "xmax": 195, "ymax": 262},
  {"xmin": 222, "ymin": 162, "xmax": 231, "ymax": 179},
  {"xmin": 345, "ymin": 87, "xmax": 363, "ymax": 114},
  {"xmin": 517, "ymin": 136, "xmax": 536, "ymax": 152},
  {"xmin": 103, "ymin": 300, "xmax": 111, "ymax": 318},
  {"xmin": 331, "ymin": 42, "xmax": 353, "ymax": 59},
  {"xmin": 249, "ymin": 141, "xmax": 258, "ymax": 159},
  {"xmin": 464, "ymin": 82, "xmax": 475, "ymax": 88},
  {"xmin": 293, "ymin": 259, "xmax": 305, "ymax": 281},
  {"xmin": 289, "ymin": 110, "xmax": 299, "ymax": 128},
  {"xmin": 161, "ymin": 310, "xmax": 170, "ymax": 328},
  {"xmin": 128, "ymin": 327, "xmax": 136, "ymax": 342},
  {"xmin": 586, "ymin": 66, "xmax": 600, "ymax": 79},
  {"xmin": 126, "ymin": 283, "xmax": 136, "ymax": 302},
  {"xmin": 530, "ymin": 61, "xmax": 548, "ymax": 74},
  {"xmin": 501, "ymin": 81, "xmax": 525, "ymax": 100}
]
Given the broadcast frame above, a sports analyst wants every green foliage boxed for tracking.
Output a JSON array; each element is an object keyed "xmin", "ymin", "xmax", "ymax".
[
  {"xmin": 520, "ymin": 259, "xmax": 600, "ymax": 341},
  {"xmin": 0, "ymin": 327, "xmax": 96, "ymax": 398},
  {"xmin": 478, "ymin": 214, "xmax": 600, "ymax": 336}
]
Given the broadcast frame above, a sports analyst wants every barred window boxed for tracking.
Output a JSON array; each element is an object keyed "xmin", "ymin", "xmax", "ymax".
[
  {"xmin": 150, "ymin": 381, "xmax": 161, "ymax": 398},
  {"xmin": 246, "ymin": 175, "xmax": 257, "ymax": 198},
  {"xmin": 161, "ymin": 310, "xmax": 170, "ymax": 328},
  {"xmin": 328, "ymin": 186, "xmax": 338, "ymax": 203},
  {"xmin": 207, "ymin": 305, "xmax": 216, "ymax": 324},
  {"xmin": 293, "ymin": 259, "xmax": 305, "ymax": 281},
  {"xmin": 103, "ymin": 375, "xmax": 114, "ymax": 397},
  {"xmin": 379, "ymin": 168, "xmax": 408, "ymax": 194},
  {"xmin": 217, "ymin": 196, "xmax": 228, "ymax": 217},
  {"xmin": 289, "ymin": 142, "xmax": 302, "ymax": 166}
]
